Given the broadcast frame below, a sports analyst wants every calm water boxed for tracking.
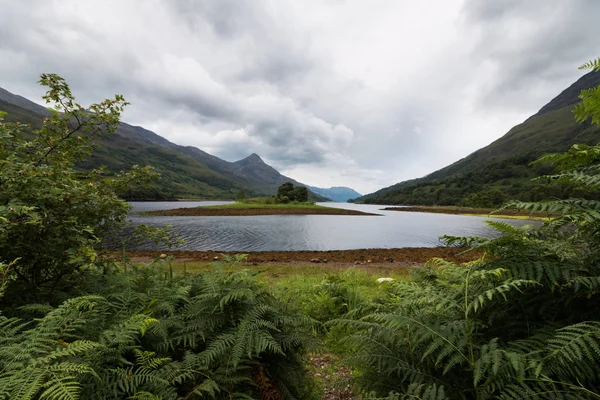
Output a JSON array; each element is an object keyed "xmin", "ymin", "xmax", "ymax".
[{"xmin": 127, "ymin": 202, "xmax": 537, "ymax": 251}]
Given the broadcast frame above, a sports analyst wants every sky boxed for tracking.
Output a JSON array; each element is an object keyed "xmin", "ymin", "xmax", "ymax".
[{"xmin": 1, "ymin": 0, "xmax": 599, "ymax": 194}]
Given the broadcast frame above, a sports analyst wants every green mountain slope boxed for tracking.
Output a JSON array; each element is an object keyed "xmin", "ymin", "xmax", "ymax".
[
  {"xmin": 355, "ymin": 71, "xmax": 600, "ymax": 207},
  {"xmin": 0, "ymin": 88, "xmax": 326, "ymax": 200}
]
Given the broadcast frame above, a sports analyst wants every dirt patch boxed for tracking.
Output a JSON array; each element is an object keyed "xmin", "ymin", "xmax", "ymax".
[
  {"xmin": 122, "ymin": 247, "xmax": 479, "ymax": 265},
  {"xmin": 142, "ymin": 207, "xmax": 379, "ymax": 216},
  {"xmin": 308, "ymin": 354, "xmax": 354, "ymax": 400}
]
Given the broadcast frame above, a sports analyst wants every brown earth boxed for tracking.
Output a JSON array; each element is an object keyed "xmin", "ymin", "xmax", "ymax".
[
  {"xmin": 143, "ymin": 207, "xmax": 379, "ymax": 216},
  {"xmin": 308, "ymin": 354, "xmax": 354, "ymax": 400},
  {"xmin": 122, "ymin": 247, "xmax": 479, "ymax": 266},
  {"xmin": 383, "ymin": 206, "xmax": 551, "ymax": 218}
]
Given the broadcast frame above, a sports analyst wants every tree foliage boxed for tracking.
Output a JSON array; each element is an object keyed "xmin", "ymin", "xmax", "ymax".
[
  {"xmin": 0, "ymin": 74, "xmax": 159, "ymax": 301},
  {"xmin": 276, "ymin": 182, "xmax": 309, "ymax": 203}
]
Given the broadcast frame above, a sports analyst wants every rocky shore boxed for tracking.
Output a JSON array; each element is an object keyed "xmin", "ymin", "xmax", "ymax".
[{"xmin": 123, "ymin": 247, "xmax": 479, "ymax": 266}]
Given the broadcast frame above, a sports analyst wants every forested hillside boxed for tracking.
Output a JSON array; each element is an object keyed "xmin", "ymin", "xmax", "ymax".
[
  {"xmin": 355, "ymin": 71, "xmax": 600, "ymax": 206},
  {"xmin": 0, "ymin": 88, "xmax": 325, "ymax": 200}
]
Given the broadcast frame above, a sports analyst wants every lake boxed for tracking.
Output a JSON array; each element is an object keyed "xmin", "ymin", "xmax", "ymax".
[{"xmin": 127, "ymin": 201, "xmax": 538, "ymax": 251}]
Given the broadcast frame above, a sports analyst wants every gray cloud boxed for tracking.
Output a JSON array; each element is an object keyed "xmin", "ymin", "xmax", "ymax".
[
  {"xmin": 460, "ymin": 0, "xmax": 600, "ymax": 111},
  {"xmin": 0, "ymin": 0, "xmax": 598, "ymax": 193}
]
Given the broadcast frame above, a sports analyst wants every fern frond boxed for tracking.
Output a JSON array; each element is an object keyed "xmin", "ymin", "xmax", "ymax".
[
  {"xmin": 39, "ymin": 376, "xmax": 82, "ymax": 400},
  {"xmin": 467, "ymin": 279, "xmax": 539, "ymax": 315},
  {"xmin": 541, "ymin": 321, "xmax": 600, "ymax": 381},
  {"xmin": 579, "ymin": 57, "xmax": 600, "ymax": 71}
]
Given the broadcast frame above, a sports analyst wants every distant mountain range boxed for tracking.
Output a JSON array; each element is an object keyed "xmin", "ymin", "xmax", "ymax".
[
  {"xmin": 307, "ymin": 186, "xmax": 362, "ymax": 202},
  {"xmin": 353, "ymin": 70, "xmax": 600, "ymax": 207},
  {"xmin": 0, "ymin": 86, "xmax": 350, "ymax": 201}
]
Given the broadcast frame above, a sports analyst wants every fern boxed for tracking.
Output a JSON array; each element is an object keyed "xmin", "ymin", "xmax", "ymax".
[{"xmin": 579, "ymin": 57, "xmax": 600, "ymax": 71}]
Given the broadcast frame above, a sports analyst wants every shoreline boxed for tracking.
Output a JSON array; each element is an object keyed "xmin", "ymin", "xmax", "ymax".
[
  {"xmin": 382, "ymin": 206, "xmax": 551, "ymax": 220},
  {"xmin": 119, "ymin": 247, "xmax": 480, "ymax": 266}
]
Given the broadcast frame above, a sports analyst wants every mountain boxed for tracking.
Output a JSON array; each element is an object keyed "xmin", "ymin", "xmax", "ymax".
[
  {"xmin": 307, "ymin": 186, "xmax": 362, "ymax": 202},
  {"xmin": 0, "ymin": 87, "xmax": 326, "ymax": 200},
  {"xmin": 354, "ymin": 70, "xmax": 600, "ymax": 207}
]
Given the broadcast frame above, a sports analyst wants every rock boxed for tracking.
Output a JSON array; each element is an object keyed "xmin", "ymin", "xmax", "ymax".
[
  {"xmin": 310, "ymin": 258, "xmax": 320, "ymax": 263},
  {"xmin": 367, "ymin": 259, "xmax": 372, "ymax": 263},
  {"xmin": 213, "ymin": 256, "xmax": 219, "ymax": 261},
  {"xmin": 377, "ymin": 277, "xmax": 394, "ymax": 283},
  {"xmin": 385, "ymin": 257, "xmax": 394, "ymax": 262},
  {"xmin": 321, "ymin": 258, "xmax": 328, "ymax": 263}
]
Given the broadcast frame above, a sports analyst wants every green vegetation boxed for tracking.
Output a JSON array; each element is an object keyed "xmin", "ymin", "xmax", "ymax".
[
  {"xmin": 3, "ymin": 59, "xmax": 600, "ymax": 399},
  {"xmin": 324, "ymin": 58, "xmax": 600, "ymax": 398},
  {"xmin": 0, "ymin": 92, "xmax": 328, "ymax": 202},
  {"xmin": 205, "ymin": 202, "xmax": 322, "ymax": 210},
  {"xmin": 140, "ymin": 199, "xmax": 378, "ymax": 216},
  {"xmin": 0, "ymin": 263, "xmax": 318, "ymax": 399},
  {"xmin": 0, "ymin": 76, "xmax": 318, "ymax": 399},
  {"xmin": 276, "ymin": 182, "xmax": 309, "ymax": 203}
]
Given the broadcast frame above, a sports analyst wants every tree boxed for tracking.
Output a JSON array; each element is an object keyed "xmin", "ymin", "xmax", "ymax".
[
  {"xmin": 293, "ymin": 185, "xmax": 309, "ymax": 202},
  {"xmin": 0, "ymin": 74, "xmax": 157, "ymax": 302},
  {"xmin": 235, "ymin": 189, "xmax": 247, "ymax": 202},
  {"xmin": 276, "ymin": 182, "xmax": 309, "ymax": 202},
  {"xmin": 277, "ymin": 182, "xmax": 295, "ymax": 199}
]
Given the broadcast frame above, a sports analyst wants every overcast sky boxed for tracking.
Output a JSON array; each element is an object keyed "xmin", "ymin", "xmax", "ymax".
[{"xmin": 1, "ymin": 0, "xmax": 599, "ymax": 194}]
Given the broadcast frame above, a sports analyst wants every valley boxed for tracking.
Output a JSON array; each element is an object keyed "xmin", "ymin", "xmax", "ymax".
[{"xmin": 1, "ymin": 21, "xmax": 600, "ymax": 396}]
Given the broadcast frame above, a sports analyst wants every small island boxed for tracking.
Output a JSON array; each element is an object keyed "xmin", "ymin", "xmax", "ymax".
[
  {"xmin": 143, "ymin": 183, "xmax": 381, "ymax": 216},
  {"xmin": 142, "ymin": 202, "xmax": 380, "ymax": 216}
]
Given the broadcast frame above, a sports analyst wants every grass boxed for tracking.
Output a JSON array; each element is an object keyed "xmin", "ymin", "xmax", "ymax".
[
  {"xmin": 148, "ymin": 259, "xmax": 412, "ymax": 282},
  {"xmin": 204, "ymin": 201, "xmax": 325, "ymax": 210}
]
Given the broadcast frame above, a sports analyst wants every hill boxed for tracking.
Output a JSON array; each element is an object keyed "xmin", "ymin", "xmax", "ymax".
[
  {"xmin": 0, "ymin": 87, "xmax": 327, "ymax": 201},
  {"xmin": 307, "ymin": 186, "xmax": 362, "ymax": 202},
  {"xmin": 354, "ymin": 71, "xmax": 600, "ymax": 207}
]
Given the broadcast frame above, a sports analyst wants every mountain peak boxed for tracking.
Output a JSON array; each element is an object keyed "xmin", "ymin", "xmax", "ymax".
[{"xmin": 239, "ymin": 153, "xmax": 264, "ymax": 164}]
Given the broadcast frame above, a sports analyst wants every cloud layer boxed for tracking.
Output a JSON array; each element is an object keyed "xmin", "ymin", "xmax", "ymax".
[{"xmin": 1, "ymin": 0, "xmax": 599, "ymax": 193}]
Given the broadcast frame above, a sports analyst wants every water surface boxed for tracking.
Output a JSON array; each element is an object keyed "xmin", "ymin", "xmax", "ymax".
[{"xmin": 127, "ymin": 202, "xmax": 537, "ymax": 251}]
